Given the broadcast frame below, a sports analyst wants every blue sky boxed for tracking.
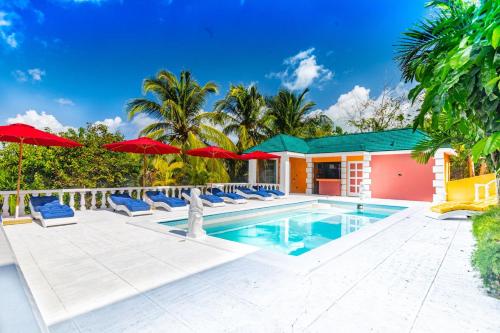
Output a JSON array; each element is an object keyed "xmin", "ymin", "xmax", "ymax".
[{"xmin": 0, "ymin": 0, "xmax": 427, "ymax": 137}]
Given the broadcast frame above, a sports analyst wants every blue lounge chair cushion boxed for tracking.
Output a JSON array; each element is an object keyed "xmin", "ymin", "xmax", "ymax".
[
  {"xmin": 30, "ymin": 196, "xmax": 60, "ymax": 212},
  {"xmin": 238, "ymin": 187, "xmax": 272, "ymax": 197},
  {"xmin": 182, "ymin": 189, "xmax": 224, "ymax": 203},
  {"xmin": 110, "ymin": 194, "xmax": 150, "ymax": 212},
  {"xmin": 30, "ymin": 196, "xmax": 74, "ymax": 219},
  {"xmin": 209, "ymin": 188, "xmax": 244, "ymax": 200},
  {"xmin": 254, "ymin": 186, "xmax": 285, "ymax": 196},
  {"xmin": 146, "ymin": 191, "xmax": 187, "ymax": 207},
  {"xmin": 199, "ymin": 194, "xmax": 224, "ymax": 203}
]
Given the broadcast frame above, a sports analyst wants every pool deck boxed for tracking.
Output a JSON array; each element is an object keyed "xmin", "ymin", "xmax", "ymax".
[{"xmin": 3, "ymin": 195, "xmax": 499, "ymax": 332}]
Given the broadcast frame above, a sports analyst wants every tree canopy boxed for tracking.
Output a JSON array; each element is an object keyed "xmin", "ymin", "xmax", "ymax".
[{"xmin": 396, "ymin": 0, "xmax": 499, "ymax": 170}]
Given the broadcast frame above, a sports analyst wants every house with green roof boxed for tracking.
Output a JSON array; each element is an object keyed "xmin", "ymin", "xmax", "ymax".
[{"xmin": 245, "ymin": 128, "xmax": 454, "ymax": 202}]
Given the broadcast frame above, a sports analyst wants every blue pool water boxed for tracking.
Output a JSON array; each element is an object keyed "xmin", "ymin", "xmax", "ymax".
[{"xmin": 160, "ymin": 201, "xmax": 405, "ymax": 256}]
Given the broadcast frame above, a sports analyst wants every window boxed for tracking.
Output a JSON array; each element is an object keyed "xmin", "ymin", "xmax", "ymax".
[{"xmin": 257, "ymin": 160, "xmax": 277, "ymax": 183}]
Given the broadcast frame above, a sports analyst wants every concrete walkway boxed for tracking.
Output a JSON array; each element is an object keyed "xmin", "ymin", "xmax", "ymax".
[{"xmin": 3, "ymin": 200, "xmax": 499, "ymax": 333}]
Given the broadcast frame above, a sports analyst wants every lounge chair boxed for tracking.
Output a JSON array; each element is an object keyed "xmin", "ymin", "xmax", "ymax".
[
  {"xmin": 108, "ymin": 193, "xmax": 152, "ymax": 217},
  {"xmin": 252, "ymin": 185, "xmax": 286, "ymax": 199},
  {"xmin": 236, "ymin": 186, "xmax": 274, "ymax": 201},
  {"xmin": 145, "ymin": 191, "xmax": 188, "ymax": 212},
  {"xmin": 427, "ymin": 173, "xmax": 497, "ymax": 220},
  {"xmin": 181, "ymin": 189, "xmax": 226, "ymax": 207},
  {"xmin": 29, "ymin": 196, "xmax": 78, "ymax": 228},
  {"xmin": 208, "ymin": 188, "xmax": 247, "ymax": 204}
]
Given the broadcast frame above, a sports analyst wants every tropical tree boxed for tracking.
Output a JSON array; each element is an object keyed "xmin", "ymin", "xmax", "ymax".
[
  {"xmin": 212, "ymin": 84, "xmax": 271, "ymax": 152},
  {"xmin": 347, "ymin": 88, "xmax": 415, "ymax": 133},
  {"xmin": 266, "ymin": 88, "xmax": 318, "ymax": 137},
  {"xmin": 126, "ymin": 70, "xmax": 237, "ymax": 182},
  {"xmin": 303, "ymin": 113, "xmax": 344, "ymax": 137},
  {"xmin": 0, "ymin": 124, "xmax": 141, "ymax": 191},
  {"xmin": 396, "ymin": 0, "xmax": 500, "ymax": 172}
]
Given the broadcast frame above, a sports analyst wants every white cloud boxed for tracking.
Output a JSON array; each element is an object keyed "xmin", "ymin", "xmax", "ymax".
[
  {"xmin": 55, "ymin": 98, "xmax": 75, "ymax": 106},
  {"xmin": 267, "ymin": 48, "xmax": 333, "ymax": 91},
  {"xmin": 0, "ymin": 11, "xmax": 19, "ymax": 49},
  {"xmin": 12, "ymin": 68, "xmax": 46, "ymax": 82},
  {"xmin": 27, "ymin": 68, "xmax": 45, "ymax": 81},
  {"xmin": 7, "ymin": 110, "xmax": 74, "ymax": 133},
  {"xmin": 94, "ymin": 116, "xmax": 123, "ymax": 133},
  {"xmin": 12, "ymin": 69, "xmax": 27, "ymax": 82},
  {"xmin": 320, "ymin": 84, "xmax": 419, "ymax": 132},
  {"xmin": 93, "ymin": 114, "xmax": 156, "ymax": 138},
  {"xmin": 0, "ymin": 12, "xmax": 11, "ymax": 27}
]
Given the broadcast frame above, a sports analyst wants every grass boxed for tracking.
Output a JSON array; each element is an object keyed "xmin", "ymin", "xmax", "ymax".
[{"xmin": 471, "ymin": 205, "xmax": 500, "ymax": 297}]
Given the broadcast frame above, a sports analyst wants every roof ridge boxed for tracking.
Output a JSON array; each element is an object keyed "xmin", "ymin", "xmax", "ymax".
[{"xmin": 305, "ymin": 127, "xmax": 417, "ymax": 142}]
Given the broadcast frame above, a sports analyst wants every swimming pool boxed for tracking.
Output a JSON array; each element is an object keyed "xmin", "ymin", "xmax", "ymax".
[{"xmin": 160, "ymin": 201, "xmax": 405, "ymax": 256}]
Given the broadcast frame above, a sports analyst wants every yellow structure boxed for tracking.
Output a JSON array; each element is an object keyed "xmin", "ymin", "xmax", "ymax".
[{"xmin": 429, "ymin": 173, "xmax": 498, "ymax": 218}]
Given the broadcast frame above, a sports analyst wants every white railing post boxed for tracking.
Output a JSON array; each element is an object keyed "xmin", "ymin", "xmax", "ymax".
[
  {"xmin": 79, "ymin": 191, "xmax": 86, "ymax": 211},
  {"xmin": 91, "ymin": 191, "xmax": 97, "ymax": 210},
  {"xmin": 2, "ymin": 195, "xmax": 9, "ymax": 218},
  {"xmin": 99, "ymin": 191, "xmax": 106, "ymax": 209},
  {"xmin": 19, "ymin": 193, "xmax": 26, "ymax": 216},
  {"xmin": 69, "ymin": 193, "xmax": 75, "ymax": 210}
]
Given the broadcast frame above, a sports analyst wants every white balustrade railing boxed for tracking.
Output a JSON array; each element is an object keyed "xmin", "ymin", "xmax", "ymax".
[{"xmin": 0, "ymin": 183, "xmax": 280, "ymax": 218}]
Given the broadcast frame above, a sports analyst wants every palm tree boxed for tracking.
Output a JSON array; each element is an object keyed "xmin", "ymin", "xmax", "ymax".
[
  {"xmin": 212, "ymin": 84, "xmax": 271, "ymax": 152},
  {"xmin": 266, "ymin": 88, "xmax": 317, "ymax": 137},
  {"xmin": 395, "ymin": 0, "xmax": 499, "ymax": 176},
  {"xmin": 127, "ymin": 70, "xmax": 236, "ymax": 182},
  {"xmin": 127, "ymin": 70, "xmax": 235, "ymax": 150}
]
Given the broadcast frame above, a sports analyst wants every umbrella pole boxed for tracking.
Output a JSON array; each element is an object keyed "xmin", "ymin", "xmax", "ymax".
[
  {"xmin": 143, "ymin": 154, "xmax": 147, "ymax": 187},
  {"xmin": 15, "ymin": 140, "xmax": 24, "ymax": 219}
]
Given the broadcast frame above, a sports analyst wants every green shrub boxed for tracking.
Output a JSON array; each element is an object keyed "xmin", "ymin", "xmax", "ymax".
[{"xmin": 471, "ymin": 205, "xmax": 500, "ymax": 296}]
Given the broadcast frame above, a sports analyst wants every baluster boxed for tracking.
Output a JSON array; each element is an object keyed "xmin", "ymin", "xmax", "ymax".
[
  {"xmin": 91, "ymin": 191, "xmax": 97, "ymax": 210},
  {"xmin": 79, "ymin": 191, "xmax": 87, "ymax": 211},
  {"xmin": 99, "ymin": 191, "xmax": 106, "ymax": 209},
  {"xmin": 2, "ymin": 195, "xmax": 9, "ymax": 217},
  {"xmin": 18, "ymin": 193, "xmax": 26, "ymax": 216},
  {"xmin": 69, "ymin": 193, "xmax": 75, "ymax": 210}
]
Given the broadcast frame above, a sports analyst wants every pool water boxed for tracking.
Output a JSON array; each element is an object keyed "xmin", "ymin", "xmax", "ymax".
[{"xmin": 160, "ymin": 201, "xmax": 405, "ymax": 256}]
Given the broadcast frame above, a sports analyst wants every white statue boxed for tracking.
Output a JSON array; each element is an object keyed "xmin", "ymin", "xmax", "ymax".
[{"xmin": 187, "ymin": 188, "xmax": 206, "ymax": 239}]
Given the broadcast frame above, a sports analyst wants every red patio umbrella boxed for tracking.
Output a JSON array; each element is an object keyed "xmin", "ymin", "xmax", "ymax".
[
  {"xmin": 0, "ymin": 123, "xmax": 82, "ymax": 218},
  {"xmin": 185, "ymin": 146, "xmax": 239, "ymax": 159},
  {"xmin": 185, "ymin": 146, "xmax": 239, "ymax": 183},
  {"xmin": 239, "ymin": 151, "xmax": 280, "ymax": 160},
  {"xmin": 103, "ymin": 137, "xmax": 180, "ymax": 187}
]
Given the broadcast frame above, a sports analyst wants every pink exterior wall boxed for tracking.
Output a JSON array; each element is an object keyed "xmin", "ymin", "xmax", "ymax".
[{"xmin": 370, "ymin": 154, "xmax": 434, "ymax": 201}]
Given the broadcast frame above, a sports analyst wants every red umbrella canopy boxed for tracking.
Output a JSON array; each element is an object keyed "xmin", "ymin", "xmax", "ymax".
[
  {"xmin": 103, "ymin": 137, "xmax": 180, "ymax": 154},
  {"xmin": 185, "ymin": 146, "xmax": 239, "ymax": 159},
  {"xmin": 239, "ymin": 151, "xmax": 281, "ymax": 160},
  {"xmin": 0, "ymin": 123, "xmax": 82, "ymax": 147}
]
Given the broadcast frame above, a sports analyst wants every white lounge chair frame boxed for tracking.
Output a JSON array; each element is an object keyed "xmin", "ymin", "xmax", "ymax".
[
  {"xmin": 144, "ymin": 194, "xmax": 188, "ymax": 212},
  {"xmin": 236, "ymin": 189, "xmax": 273, "ymax": 201},
  {"xmin": 107, "ymin": 196, "xmax": 153, "ymax": 217},
  {"xmin": 29, "ymin": 201, "xmax": 78, "ymax": 228},
  {"xmin": 181, "ymin": 192, "xmax": 226, "ymax": 207}
]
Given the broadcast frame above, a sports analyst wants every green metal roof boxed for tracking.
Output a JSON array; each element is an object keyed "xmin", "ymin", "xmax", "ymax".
[{"xmin": 245, "ymin": 128, "xmax": 429, "ymax": 154}]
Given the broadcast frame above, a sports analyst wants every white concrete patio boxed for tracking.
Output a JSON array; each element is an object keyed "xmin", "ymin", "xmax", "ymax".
[{"xmin": 3, "ymin": 196, "xmax": 499, "ymax": 333}]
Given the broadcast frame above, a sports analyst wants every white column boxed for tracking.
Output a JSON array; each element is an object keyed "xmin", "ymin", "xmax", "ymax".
[
  {"xmin": 91, "ymin": 191, "xmax": 97, "ymax": 210},
  {"xmin": 433, "ymin": 150, "xmax": 446, "ymax": 202},
  {"xmin": 361, "ymin": 152, "xmax": 372, "ymax": 199},
  {"xmin": 279, "ymin": 154, "xmax": 290, "ymax": 195},
  {"xmin": 341, "ymin": 156, "xmax": 347, "ymax": 196},
  {"xmin": 248, "ymin": 160, "xmax": 257, "ymax": 184},
  {"xmin": 306, "ymin": 156, "xmax": 313, "ymax": 195},
  {"xmin": 2, "ymin": 195, "xmax": 9, "ymax": 217},
  {"xmin": 79, "ymin": 191, "xmax": 87, "ymax": 211}
]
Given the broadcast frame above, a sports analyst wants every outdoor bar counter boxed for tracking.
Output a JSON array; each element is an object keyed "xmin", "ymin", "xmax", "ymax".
[{"xmin": 316, "ymin": 178, "xmax": 341, "ymax": 196}]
